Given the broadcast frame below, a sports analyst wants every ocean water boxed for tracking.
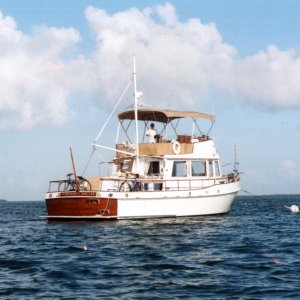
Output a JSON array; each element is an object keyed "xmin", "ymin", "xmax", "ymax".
[{"xmin": 1, "ymin": 195, "xmax": 300, "ymax": 299}]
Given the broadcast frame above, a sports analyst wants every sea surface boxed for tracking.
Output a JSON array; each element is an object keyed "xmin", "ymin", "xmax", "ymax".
[{"xmin": 1, "ymin": 195, "xmax": 300, "ymax": 299}]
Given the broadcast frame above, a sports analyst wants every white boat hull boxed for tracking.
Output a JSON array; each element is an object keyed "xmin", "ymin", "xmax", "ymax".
[
  {"xmin": 115, "ymin": 181, "xmax": 240, "ymax": 219},
  {"xmin": 118, "ymin": 193, "xmax": 237, "ymax": 219}
]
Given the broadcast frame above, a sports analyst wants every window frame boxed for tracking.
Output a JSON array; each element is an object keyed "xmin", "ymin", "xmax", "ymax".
[
  {"xmin": 214, "ymin": 160, "xmax": 221, "ymax": 177},
  {"xmin": 172, "ymin": 161, "xmax": 188, "ymax": 177},
  {"xmin": 191, "ymin": 160, "xmax": 207, "ymax": 177}
]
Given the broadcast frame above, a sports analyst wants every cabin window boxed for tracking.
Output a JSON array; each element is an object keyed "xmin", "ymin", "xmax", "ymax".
[
  {"xmin": 191, "ymin": 161, "xmax": 206, "ymax": 176},
  {"xmin": 147, "ymin": 161, "xmax": 160, "ymax": 176},
  {"xmin": 120, "ymin": 159, "xmax": 133, "ymax": 173},
  {"xmin": 214, "ymin": 161, "xmax": 220, "ymax": 176},
  {"xmin": 172, "ymin": 161, "xmax": 187, "ymax": 177},
  {"xmin": 209, "ymin": 161, "xmax": 214, "ymax": 177}
]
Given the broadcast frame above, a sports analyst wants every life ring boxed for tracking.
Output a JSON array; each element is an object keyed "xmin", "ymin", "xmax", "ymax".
[{"xmin": 172, "ymin": 141, "xmax": 181, "ymax": 154}]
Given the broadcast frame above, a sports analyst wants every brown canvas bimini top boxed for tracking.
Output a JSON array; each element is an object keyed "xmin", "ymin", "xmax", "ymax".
[{"xmin": 118, "ymin": 109, "xmax": 215, "ymax": 123}]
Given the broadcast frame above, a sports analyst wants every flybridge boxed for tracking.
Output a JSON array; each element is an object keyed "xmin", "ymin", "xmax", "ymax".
[{"xmin": 93, "ymin": 107, "xmax": 216, "ymax": 159}]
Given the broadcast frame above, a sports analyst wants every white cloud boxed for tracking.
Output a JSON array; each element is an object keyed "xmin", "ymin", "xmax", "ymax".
[
  {"xmin": 83, "ymin": 4, "xmax": 300, "ymax": 111},
  {"xmin": 228, "ymin": 46, "xmax": 300, "ymax": 107},
  {"xmin": 1, "ymin": 4, "xmax": 300, "ymax": 130},
  {"xmin": 0, "ymin": 11, "xmax": 80, "ymax": 130},
  {"xmin": 82, "ymin": 4, "xmax": 236, "ymax": 109}
]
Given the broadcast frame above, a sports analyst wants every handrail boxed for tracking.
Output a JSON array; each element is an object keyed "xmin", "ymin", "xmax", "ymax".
[{"xmin": 48, "ymin": 174, "xmax": 239, "ymax": 193}]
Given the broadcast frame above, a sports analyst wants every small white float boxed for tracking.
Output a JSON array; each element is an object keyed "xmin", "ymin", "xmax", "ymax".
[{"xmin": 285, "ymin": 205, "xmax": 300, "ymax": 213}]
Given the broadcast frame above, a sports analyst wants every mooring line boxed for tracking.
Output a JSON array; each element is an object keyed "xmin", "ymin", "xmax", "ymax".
[
  {"xmin": 240, "ymin": 189, "xmax": 298, "ymax": 211},
  {"xmin": 240, "ymin": 189, "xmax": 273, "ymax": 201}
]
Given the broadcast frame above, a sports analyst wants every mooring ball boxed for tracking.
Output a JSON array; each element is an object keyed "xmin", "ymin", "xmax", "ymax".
[{"xmin": 290, "ymin": 205, "xmax": 299, "ymax": 213}]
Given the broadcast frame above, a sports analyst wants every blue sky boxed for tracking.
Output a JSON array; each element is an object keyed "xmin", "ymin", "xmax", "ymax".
[{"xmin": 1, "ymin": 0, "xmax": 300, "ymax": 200}]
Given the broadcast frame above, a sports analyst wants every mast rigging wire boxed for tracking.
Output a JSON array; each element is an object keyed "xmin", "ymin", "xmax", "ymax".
[{"xmin": 82, "ymin": 78, "xmax": 132, "ymax": 176}]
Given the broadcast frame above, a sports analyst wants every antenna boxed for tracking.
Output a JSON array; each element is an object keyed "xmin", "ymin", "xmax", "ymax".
[{"xmin": 233, "ymin": 144, "xmax": 239, "ymax": 172}]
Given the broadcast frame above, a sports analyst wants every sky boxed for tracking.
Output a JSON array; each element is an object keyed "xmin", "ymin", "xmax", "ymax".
[{"xmin": 1, "ymin": 0, "xmax": 300, "ymax": 200}]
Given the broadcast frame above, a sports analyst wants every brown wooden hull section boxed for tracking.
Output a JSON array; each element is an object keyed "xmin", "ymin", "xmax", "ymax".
[{"xmin": 46, "ymin": 194, "xmax": 117, "ymax": 219}]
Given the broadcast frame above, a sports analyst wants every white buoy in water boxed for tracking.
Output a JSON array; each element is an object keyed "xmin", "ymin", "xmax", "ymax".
[{"xmin": 285, "ymin": 205, "xmax": 300, "ymax": 213}]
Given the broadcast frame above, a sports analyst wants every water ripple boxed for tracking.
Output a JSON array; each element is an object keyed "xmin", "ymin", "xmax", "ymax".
[{"xmin": 1, "ymin": 197, "xmax": 300, "ymax": 299}]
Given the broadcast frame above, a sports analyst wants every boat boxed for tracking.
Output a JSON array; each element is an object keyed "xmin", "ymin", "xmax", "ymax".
[{"xmin": 45, "ymin": 58, "xmax": 241, "ymax": 220}]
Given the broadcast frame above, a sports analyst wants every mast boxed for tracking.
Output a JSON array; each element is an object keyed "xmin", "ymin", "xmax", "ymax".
[
  {"xmin": 133, "ymin": 56, "xmax": 140, "ymax": 174},
  {"xmin": 70, "ymin": 147, "xmax": 79, "ymax": 192}
]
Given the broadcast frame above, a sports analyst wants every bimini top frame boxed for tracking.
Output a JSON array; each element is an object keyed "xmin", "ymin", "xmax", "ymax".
[
  {"xmin": 118, "ymin": 109, "xmax": 215, "ymax": 123},
  {"xmin": 118, "ymin": 108, "xmax": 216, "ymax": 143}
]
